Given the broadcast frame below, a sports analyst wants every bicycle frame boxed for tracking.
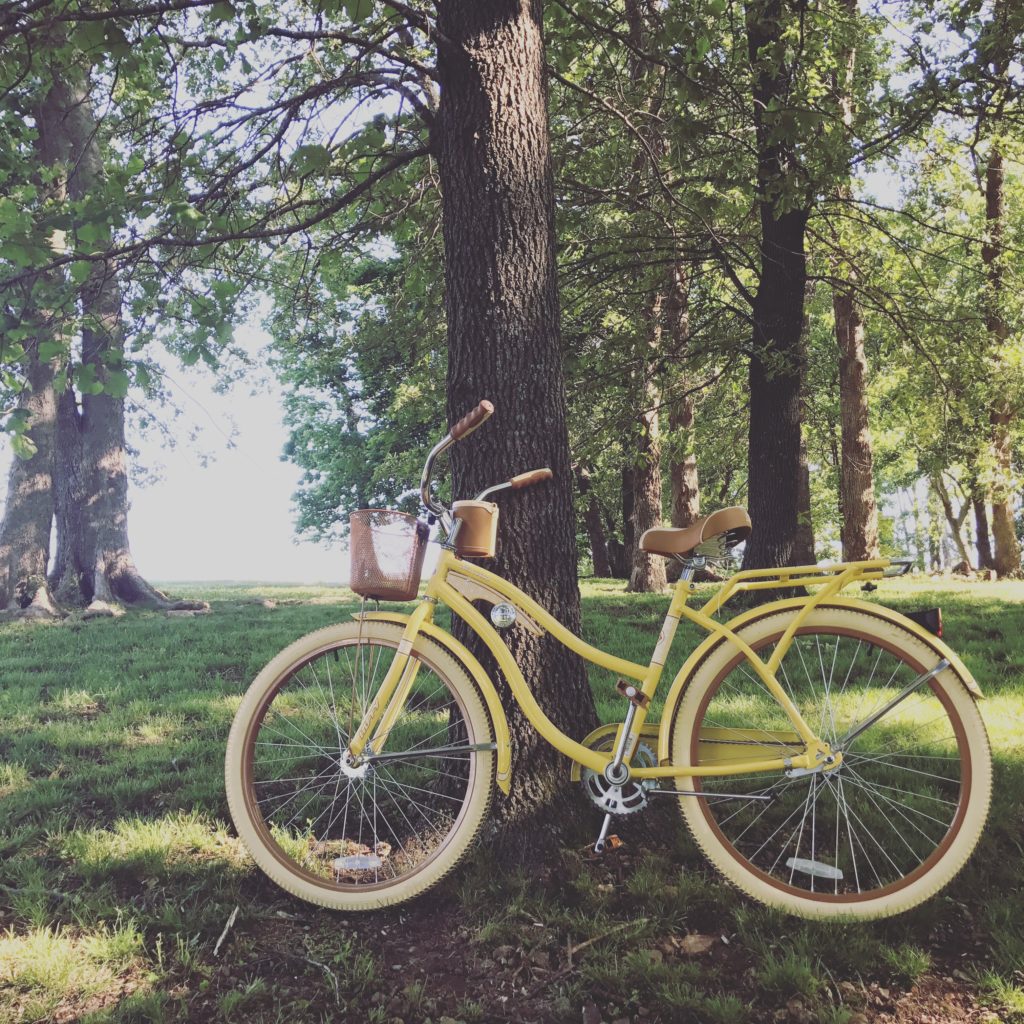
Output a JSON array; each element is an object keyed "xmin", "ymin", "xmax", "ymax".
[{"xmin": 346, "ymin": 548, "xmax": 905, "ymax": 782}]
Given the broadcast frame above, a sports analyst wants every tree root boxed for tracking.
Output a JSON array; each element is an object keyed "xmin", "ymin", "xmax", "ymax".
[{"xmin": 0, "ymin": 584, "xmax": 62, "ymax": 621}]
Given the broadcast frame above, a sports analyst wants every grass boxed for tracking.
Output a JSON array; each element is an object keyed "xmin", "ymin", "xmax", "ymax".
[{"xmin": 0, "ymin": 575, "xmax": 1022, "ymax": 1021}]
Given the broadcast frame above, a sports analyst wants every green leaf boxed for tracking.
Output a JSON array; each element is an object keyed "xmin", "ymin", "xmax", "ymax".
[
  {"xmin": 343, "ymin": 0, "xmax": 374, "ymax": 21},
  {"xmin": 11, "ymin": 434, "xmax": 38, "ymax": 460},
  {"xmin": 212, "ymin": 1, "xmax": 237, "ymax": 21},
  {"xmin": 70, "ymin": 261, "xmax": 92, "ymax": 285},
  {"xmin": 104, "ymin": 369, "xmax": 131, "ymax": 398},
  {"xmin": 38, "ymin": 340, "xmax": 65, "ymax": 361},
  {"xmin": 290, "ymin": 144, "xmax": 332, "ymax": 176}
]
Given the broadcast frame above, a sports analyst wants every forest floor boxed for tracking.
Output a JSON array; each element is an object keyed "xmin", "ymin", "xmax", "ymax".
[{"xmin": 1, "ymin": 576, "xmax": 1022, "ymax": 1023}]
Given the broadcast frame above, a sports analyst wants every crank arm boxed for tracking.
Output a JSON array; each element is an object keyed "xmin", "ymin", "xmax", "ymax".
[{"xmin": 361, "ymin": 742, "xmax": 497, "ymax": 763}]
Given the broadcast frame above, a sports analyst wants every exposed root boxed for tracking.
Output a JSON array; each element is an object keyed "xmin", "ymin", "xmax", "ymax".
[{"xmin": 83, "ymin": 600, "xmax": 124, "ymax": 620}]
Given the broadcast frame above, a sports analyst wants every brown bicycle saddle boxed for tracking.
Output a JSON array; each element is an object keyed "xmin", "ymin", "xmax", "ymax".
[{"xmin": 639, "ymin": 506, "xmax": 752, "ymax": 559}]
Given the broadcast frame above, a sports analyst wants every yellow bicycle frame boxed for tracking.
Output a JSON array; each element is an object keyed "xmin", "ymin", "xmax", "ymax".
[{"xmin": 346, "ymin": 548, "xmax": 922, "ymax": 785}]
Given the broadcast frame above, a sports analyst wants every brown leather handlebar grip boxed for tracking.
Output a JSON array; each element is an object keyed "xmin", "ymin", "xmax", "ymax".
[
  {"xmin": 509, "ymin": 467, "xmax": 553, "ymax": 489},
  {"xmin": 450, "ymin": 400, "xmax": 494, "ymax": 441}
]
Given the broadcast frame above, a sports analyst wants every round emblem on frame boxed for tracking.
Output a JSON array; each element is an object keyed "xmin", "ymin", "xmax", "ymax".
[{"xmin": 490, "ymin": 602, "xmax": 517, "ymax": 629}]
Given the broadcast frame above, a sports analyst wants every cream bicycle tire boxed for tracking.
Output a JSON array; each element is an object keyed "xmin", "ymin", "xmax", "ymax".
[
  {"xmin": 226, "ymin": 620, "xmax": 494, "ymax": 910},
  {"xmin": 670, "ymin": 605, "xmax": 991, "ymax": 920}
]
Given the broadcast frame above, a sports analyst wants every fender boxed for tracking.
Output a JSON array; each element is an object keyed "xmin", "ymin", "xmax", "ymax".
[
  {"xmin": 656, "ymin": 596, "xmax": 983, "ymax": 766},
  {"xmin": 354, "ymin": 611, "xmax": 512, "ymax": 794}
]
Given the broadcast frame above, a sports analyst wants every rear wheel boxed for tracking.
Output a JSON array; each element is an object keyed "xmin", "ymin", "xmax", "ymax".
[
  {"xmin": 226, "ymin": 620, "xmax": 494, "ymax": 910},
  {"xmin": 670, "ymin": 606, "xmax": 991, "ymax": 920}
]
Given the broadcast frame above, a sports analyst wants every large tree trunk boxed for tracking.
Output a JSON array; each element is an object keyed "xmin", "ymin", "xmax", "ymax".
[
  {"xmin": 742, "ymin": 0, "xmax": 810, "ymax": 570},
  {"xmin": 834, "ymin": 285, "xmax": 879, "ymax": 560},
  {"xmin": 436, "ymin": 0, "xmax": 598, "ymax": 832},
  {"xmin": 46, "ymin": 69, "xmax": 169, "ymax": 610},
  {"xmin": 0, "ymin": 84, "xmax": 70, "ymax": 618},
  {"xmin": 575, "ymin": 464, "xmax": 611, "ymax": 577}
]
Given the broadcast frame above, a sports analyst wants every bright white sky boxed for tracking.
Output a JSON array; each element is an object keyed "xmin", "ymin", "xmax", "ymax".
[{"xmin": 0, "ymin": 319, "xmax": 347, "ymax": 583}]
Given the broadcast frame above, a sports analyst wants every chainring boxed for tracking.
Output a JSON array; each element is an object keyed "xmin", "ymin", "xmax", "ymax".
[{"xmin": 581, "ymin": 741, "xmax": 657, "ymax": 816}]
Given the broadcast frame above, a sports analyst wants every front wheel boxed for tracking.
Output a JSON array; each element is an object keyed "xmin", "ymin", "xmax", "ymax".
[
  {"xmin": 670, "ymin": 606, "xmax": 991, "ymax": 920},
  {"xmin": 226, "ymin": 620, "xmax": 494, "ymax": 910}
]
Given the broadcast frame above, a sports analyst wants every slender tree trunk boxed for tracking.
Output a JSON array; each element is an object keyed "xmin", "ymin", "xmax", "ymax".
[
  {"xmin": 629, "ymin": 292, "xmax": 667, "ymax": 593},
  {"xmin": 793, "ymin": 435, "xmax": 815, "ymax": 564},
  {"xmin": 830, "ymin": 0, "xmax": 880, "ymax": 564},
  {"xmin": 980, "ymin": 3, "xmax": 1020, "ymax": 579},
  {"xmin": 792, "ymin": 280, "xmax": 816, "ymax": 565},
  {"xmin": 666, "ymin": 266, "xmax": 700, "ymax": 532},
  {"xmin": 932, "ymin": 474, "xmax": 973, "ymax": 570},
  {"xmin": 436, "ymin": 0, "xmax": 598, "ymax": 832},
  {"xmin": 46, "ymin": 69, "xmax": 170, "ymax": 610},
  {"xmin": 973, "ymin": 488, "xmax": 995, "ymax": 571},
  {"xmin": 621, "ymin": 0, "xmax": 667, "ymax": 594},
  {"xmin": 612, "ymin": 465, "xmax": 636, "ymax": 579},
  {"xmin": 0, "ymin": 85, "xmax": 70, "ymax": 617},
  {"xmin": 575, "ymin": 465, "xmax": 611, "ymax": 577},
  {"xmin": 834, "ymin": 286, "xmax": 879, "ymax": 561},
  {"xmin": 742, "ymin": 0, "xmax": 810, "ymax": 570}
]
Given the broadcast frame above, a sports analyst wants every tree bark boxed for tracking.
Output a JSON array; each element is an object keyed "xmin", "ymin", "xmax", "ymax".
[
  {"xmin": 575, "ymin": 464, "xmax": 611, "ymax": 577},
  {"xmin": 0, "ymin": 84, "xmax": 69, "ymax": 617},
  {"xmin": 741, "ymin": 0, "xmax": 810, "ymax": 570},
  {"xmin": 436, "ymin": 0, "xmax": 598, "ymax": 832},
  {"xmin": 45, "ymin": 69, "xmax": 169, "ymax": 609}
]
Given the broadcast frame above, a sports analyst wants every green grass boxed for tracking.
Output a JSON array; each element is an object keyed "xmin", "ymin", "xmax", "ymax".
[{"xmin": 0, "ymin": 576, "xmax": 1022, "ymax": 1022}]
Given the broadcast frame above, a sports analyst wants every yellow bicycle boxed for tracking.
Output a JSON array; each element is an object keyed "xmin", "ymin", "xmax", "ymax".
[{"xmin": 226, "ymin": 401, "xmax": 991, "ymax": 920}]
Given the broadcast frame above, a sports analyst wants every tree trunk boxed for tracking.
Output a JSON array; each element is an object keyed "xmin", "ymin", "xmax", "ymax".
[
  {"xmin": 973, "ymin": 488, "xmax": 995, "ymax": 570},
  {"xmin": 607, "ymin": 465, "xmax": 636, "ymax": 579},
  {"xmin": 834, "ymin": 286, "xmax": 880, "ymax": 561},
  {"xmin": 793, "ymin": 434, "xmax": 815, "ymax": 564},
  {"xmin": 0, "ymin": 84, "xmax": 70, "ymax": 617},
  {"xmin": 792, "ymin": 280, "xmax": 816, "ymax": 565},
  {"xmin": 742, "ymin": 0, "xmax": 810, "ymax": 570},
  {"xmin": 46, "ymin": 69, "xmax": 169, "ymax": 610},
  {"xmin": 628, "ymin": 292, "xmax": 667, "ymax": 593},
  {"xmin": 666, "ymin": 266, "xmax": 699, "ymax": 532},
  {"xmin": 436, "ymin": 0, "xmax": 598, "ymax": 832},
  {"xmin": 830, "ymin": 0, "xmax": 880, "ymax": 564},
  {"xmin": 575, "ymin": 464, "xmax": 611, "ymax": 577},
  {"xmin": 932, "ymin": 474, "xmax": 973, "ymax": 570},
  {"xmin": 980, "ymin": 4, "xmax": 1020, "ymax": 579},
  {"xmin": 663, "ymin": 266, "xmax": 700, "ymax": 583}
]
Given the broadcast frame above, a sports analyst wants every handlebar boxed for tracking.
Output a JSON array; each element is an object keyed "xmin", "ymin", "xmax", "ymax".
[
  {"xmin": 450, "ymin": 399, "xmax": 494, "ymax": 440},
  {"xmin": 419, "ymin": 400, "xmax": 553, "ymax": 522},
  {"xmin": 509, "ymin": 468, "xmax": 553, "ymax": 489}
]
